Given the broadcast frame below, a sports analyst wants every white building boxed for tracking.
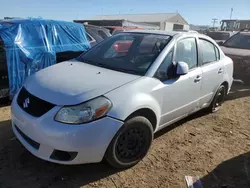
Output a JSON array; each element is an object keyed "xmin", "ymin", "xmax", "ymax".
[{"xmin": 89, "ymin": 13, "xmax": 189, "ymax": 31}]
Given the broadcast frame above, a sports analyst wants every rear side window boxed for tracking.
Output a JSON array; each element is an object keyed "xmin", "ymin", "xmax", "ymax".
[{"xmin": 199, "ymin": 39, "xmax": 217, "ymax": 65}]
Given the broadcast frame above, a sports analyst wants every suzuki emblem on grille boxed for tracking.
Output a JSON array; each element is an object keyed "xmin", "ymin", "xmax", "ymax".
[{"xmin": 23, "ymin": 98, "xmax": 30, "ymax": 108}]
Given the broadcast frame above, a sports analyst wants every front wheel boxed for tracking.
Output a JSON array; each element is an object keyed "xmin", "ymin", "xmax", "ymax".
[
  {"xmin": 208, "ymin": 85, "xmax": 226, "ymax": 113},
  {"xmin": 105, "ymin": 116, "xmax": 153, "ymax": 169}
]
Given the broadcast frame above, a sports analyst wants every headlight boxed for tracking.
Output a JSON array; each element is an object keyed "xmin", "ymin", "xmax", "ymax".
[{"xmin": 55, "ymin": 97, "xmax": 112, "ymax": 124}]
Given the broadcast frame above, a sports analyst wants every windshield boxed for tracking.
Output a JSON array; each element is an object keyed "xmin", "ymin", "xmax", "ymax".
[
  {"xmin": 206, "ymin": 32, "xmax": 230, "ymax": 40},
  {"xmin": 223, "ymin": 33, "xmax": 250, "ymax": 49},
  {"xmin": 77, "ymin": 33, "xmax": 171, "ymax": 75}
]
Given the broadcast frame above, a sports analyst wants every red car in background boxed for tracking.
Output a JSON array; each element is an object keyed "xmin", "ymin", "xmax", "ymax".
[{"xmin": 105, "ymin": 26, "xmax": 143, "ymax": 35}]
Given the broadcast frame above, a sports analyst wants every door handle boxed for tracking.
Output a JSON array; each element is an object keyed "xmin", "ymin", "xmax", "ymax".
[
  {"xmin": 194, "ymin": 75, "xmax": 202, "ymax": 83},
  {"xmin": 218, "ymin": 68, "xmax": 223, "ymax": 74}
]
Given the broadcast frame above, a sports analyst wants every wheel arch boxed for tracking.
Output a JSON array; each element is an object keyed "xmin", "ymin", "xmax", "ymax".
[
  {"xmin": 125, "ymin": 108, "xmax": 158, "ymax": 131},
  {"xmin": 221, "ymin": 81, "xmax": 229, "ymax": 94}
]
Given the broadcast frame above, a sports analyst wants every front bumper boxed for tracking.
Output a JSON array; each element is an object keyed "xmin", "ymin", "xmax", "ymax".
[{"xmin": 11, "ymin": 95, "xmax": 123, "ymax": 164}]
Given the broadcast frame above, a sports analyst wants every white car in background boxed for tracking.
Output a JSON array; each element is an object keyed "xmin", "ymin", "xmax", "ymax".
[{"xmin": 11, "ymin": 30, "xmax": 233, "ymax": 168}]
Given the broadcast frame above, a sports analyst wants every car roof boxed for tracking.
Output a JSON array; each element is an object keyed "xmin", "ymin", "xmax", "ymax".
[
  {"xmin": 123, "ymin": 29, "xmax": 207, "ymax": 38},
  {"xmin": 123, "ymin": 29, "xmax": 180, "ymax": 36}
]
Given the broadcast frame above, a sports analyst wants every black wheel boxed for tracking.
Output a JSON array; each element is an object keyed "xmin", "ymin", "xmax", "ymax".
[
  {"xmin": 208, "ymin": 85, "xmax": 226, "ymax": 113},
  {"xmin": 105, "ymin": 116, "xmax": 153, "ymax": 169}
]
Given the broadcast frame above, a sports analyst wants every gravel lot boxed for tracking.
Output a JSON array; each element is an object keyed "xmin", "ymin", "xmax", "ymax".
[{"xmin": 0, "ymin": 83, "xmax": 250, "ymax": 188}]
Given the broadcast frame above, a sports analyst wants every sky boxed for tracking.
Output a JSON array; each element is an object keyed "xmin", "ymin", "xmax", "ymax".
[{"xmin": 1, "ymin": 0, "xmax": 250, "ymax": 25}]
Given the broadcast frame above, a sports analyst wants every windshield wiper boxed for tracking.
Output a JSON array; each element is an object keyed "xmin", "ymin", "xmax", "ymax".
[
  {"xmin": 79, "ymin": 58, "xmax": 143, "ymax": 75},
  {"xmin": 96, "ymin": 63, "xmax": 143, "ymax": 75},
  {"xmin": 80, "ymin": 58, "xmax": 98, "ymax": 65}
]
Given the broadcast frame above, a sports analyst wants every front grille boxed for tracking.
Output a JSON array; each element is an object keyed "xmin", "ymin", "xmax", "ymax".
[
  {"xmin": 17, "ymin": 87, "xmax": 55, "ymax": 117},
  {"xmin": 15, "ymin": 125, "xmax": 40, "ymax": 150}
]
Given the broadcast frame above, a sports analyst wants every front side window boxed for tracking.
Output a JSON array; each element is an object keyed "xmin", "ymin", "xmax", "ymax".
[
  {"xmin": 78, "ymin": 33, "xmax": 171, "ymax": 75},
  {"xmin": 199, "ymin": 39, "xmax": 217, "ymax": 65},
  {"xmin": 154, "ymin": 51, "xmax": 174, "ymax": 81},
  {"xmin": 223, "ymin": 33, "xmax": 250, "ymax": 49},
  {"xmin": 175, "ymin": 38, "xmax": 197, "ymax": 69}
]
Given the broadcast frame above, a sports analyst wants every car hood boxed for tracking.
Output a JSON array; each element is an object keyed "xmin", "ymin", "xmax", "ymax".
[
  {"xmin": 24, "ymin": 60, "xmax": 140, "ymax": 105},
  {"xmin": 220, "ymin": 46, "xmax": 250, "ymax": 58}
]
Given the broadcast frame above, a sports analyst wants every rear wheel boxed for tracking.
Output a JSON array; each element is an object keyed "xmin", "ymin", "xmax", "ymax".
[
  {"xmin": 105, "ymin": 116, "xmax": 153, "ymax": 169},
  {"xmin": 208, "ymin": 85, "xmax": 226, "ymax": 113}
]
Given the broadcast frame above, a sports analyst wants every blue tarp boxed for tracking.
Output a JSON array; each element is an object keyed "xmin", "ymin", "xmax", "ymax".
[{"xmin": 0, "ymin": 19, "xmax": 90, "ymax": 96}]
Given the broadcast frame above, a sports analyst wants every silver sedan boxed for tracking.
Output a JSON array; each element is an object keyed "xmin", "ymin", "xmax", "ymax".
[{"xmin": 11, "ymin": 30, "xmax": 233, "ymax": 168}]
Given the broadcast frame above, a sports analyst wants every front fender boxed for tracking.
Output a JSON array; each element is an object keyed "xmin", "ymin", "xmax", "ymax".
[{"xmin": 105, "ymin": 92, "xmax": 162, "ymax": 128}]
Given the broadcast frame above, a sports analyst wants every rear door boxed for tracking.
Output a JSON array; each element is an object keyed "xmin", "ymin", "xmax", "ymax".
[{"xmin": 198, "ymin": 38, "xmax": 224, "ymax": 107}]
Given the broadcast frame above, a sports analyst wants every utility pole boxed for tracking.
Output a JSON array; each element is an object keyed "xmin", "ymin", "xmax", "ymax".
[
  {"xmin": 212, "ymin": 18, "xmax": 218, "ymax": 28},
  {"xmin": 230, "ymin": 8, "xmax": 233, "ymax": 20}
]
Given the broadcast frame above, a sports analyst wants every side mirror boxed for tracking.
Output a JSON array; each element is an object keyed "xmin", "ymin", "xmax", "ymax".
[
  {"xmin": 176, "ymin": 61, "xmax": 189, "ymax": 75},
  {"xmin": 217, "ymin": 41, "xmax": 224, "ymax": 46}
]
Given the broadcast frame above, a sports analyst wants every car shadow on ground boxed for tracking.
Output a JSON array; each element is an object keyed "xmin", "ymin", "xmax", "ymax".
[
  {"xmin": 0, "ymin": 83, "xmax": 250, "ymax": 187},
  {"xmin": 199, "ymin": 151, "xmax": 250, "ymax": 188},
  {"xmin": 226, "ymin": 82, "xmax": 250, "ymax": 101},
  {"xmin": 0, "ymin": 120, "xmax": 123, "ymax": 188},
  {"xmin": 0, "ymin": 110, "xmax": 210, "ymax": 187},
  {"xmin": 154, "ymin": 109, "xmax": 208, "ymax": 139}
]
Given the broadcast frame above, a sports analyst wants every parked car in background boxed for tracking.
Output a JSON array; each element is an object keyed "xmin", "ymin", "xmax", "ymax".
[
  {"xmin": 84, "ymin": 24, "xmax": 111, "ymax": 46},
  {"xmin": 12, "ymin": 30, "xmax": 233, "ymax": 169},
  {"xmin": 219, "ymin": 29, "xmax": 250, "ymax": 84},
  {"xmin": 104, "ymin": 26, "xmax": 143, "ymax": 35},
  {"xmin": 206, "ymin": 31, "xmax": 235, "ymax": 44},
  {"xmin": 0, "ymin": 19, "xmax": 90, "ymax": 98}
]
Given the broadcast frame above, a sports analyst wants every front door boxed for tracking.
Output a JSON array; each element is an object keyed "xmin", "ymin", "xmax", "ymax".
[{"xmin": 154, "ymin": 37, "xmax": 202, "ymax": 127}]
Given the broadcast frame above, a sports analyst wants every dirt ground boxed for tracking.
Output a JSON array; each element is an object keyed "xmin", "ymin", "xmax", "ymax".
[{"xmin": 0, "ymin": 83, "xmax": 250, "ymax": 188}]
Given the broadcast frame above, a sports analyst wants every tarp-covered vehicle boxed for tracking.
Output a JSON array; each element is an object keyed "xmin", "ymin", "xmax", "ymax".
[{"xmin": 0, "ymin": 19, "xmax": 90, "ymax": 98}]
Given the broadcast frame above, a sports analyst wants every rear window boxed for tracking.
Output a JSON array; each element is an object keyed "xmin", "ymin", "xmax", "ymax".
[{"xmin": 223, "ymin": 33, "xmax": 250, "ymax": 49}]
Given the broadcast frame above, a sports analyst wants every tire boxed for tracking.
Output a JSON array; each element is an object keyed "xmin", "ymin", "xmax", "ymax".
[
  {"xmin": 208, "ymin": 85, "xmax": 226, "ymax": 113},
  {"xmin": 105, "ymin": 116, "xmax": 153, "ymax": 169}
]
